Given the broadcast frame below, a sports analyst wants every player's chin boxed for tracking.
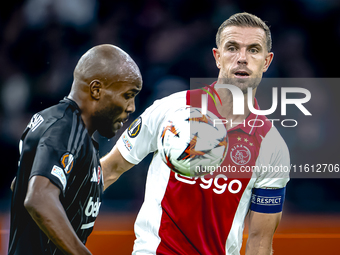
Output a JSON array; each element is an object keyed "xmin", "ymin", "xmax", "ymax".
[
  {"xmin": 98, "ymin": 121, "xmax": 123, "ymax": 138},
  {"xmin": 97, "ymin": 127, "xmax": 117, "ymax": 139},
  {"xmin": 98, "ymin": 130, "xmax": 115, "ymax": 139},
  {"xmin": 234, "ymin": 79, "xmax": 259, "ymax": 94}
]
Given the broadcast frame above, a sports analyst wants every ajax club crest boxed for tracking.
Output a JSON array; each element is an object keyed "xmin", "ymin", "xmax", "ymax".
[{"xmin": 230, "ymin": 143, "xmax": 251, "ymax": 165}]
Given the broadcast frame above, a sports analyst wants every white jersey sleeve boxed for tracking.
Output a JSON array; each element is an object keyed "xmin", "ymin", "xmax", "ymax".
[
  {"xmin": 117, "ymin": 91, "xmax": 188, "ymax": 165},
  {"xmin": 254, "ymin": 127, "xmax": 290, "ymax": 189}
]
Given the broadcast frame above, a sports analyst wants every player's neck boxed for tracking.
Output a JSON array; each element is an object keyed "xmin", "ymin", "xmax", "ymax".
[
  {"xmin": 215, "ymin": 88, "xmax": 256, "ymax": 130},
  {"xmin": 67, "ymin": 93, "xmax": 95, "ymax": 137}
]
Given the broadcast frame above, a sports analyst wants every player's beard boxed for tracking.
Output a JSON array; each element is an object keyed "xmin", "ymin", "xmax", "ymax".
[
  {"xmin": 217, "ymin": 77, "xmax": 261, "ymax": 94},
  {"xmin": 94, "ymin": 105, "xmax": 124, "ymax": 139}
]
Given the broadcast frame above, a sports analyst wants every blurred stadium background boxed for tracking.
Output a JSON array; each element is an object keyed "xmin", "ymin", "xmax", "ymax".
[{"xmin": 0, "ymin": 0, "xmax": 340, "ymax": 254}]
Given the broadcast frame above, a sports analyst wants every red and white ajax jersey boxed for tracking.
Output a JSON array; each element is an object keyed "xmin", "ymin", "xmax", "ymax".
[{"xmin": 117, "ymin": 88, "xmax": 290, "ymax": 255}]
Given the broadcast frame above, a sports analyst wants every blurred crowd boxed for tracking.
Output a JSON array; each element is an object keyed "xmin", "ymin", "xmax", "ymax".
[{"xmin": 1, "ymin": 0, "xmax": 340, "ymax": 213}]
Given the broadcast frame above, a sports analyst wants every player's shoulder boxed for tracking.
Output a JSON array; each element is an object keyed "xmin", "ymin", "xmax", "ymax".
[
  {"xmin": 257, "ymin": 125, "xmax": 290, "ymax": 163},
  {"xmin": 261, "ymin": 125, "xmax": 287, "ymax": 147},
  {"xmin": 153, "ymin": 90, "xmax": 188, "ymax": 105},
  {"xmin": 142, "ymin": 90, "xmax": 188, "ymax": 117},
  {"xmin": 252, "ymin": 114, "xmax": 285, "ymax": 146},
  {"xmin": 27, "ymin": 99, "xmax": 84, "ymax": 140},
  {"xmin": 41, "ymin": 98, "xmax": 79, "ymax": 119}
]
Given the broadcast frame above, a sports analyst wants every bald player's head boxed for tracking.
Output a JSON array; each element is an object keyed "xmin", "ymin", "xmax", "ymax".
[
  {"xmin": 68, "ymin": 44, "xmax": 142, "ymax": 138},
  {"xmin": 72, "ymin": 44, "xmax": 141, "ymax": 89}
]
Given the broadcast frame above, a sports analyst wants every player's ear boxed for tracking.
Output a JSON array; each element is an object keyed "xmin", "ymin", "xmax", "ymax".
[
  {"xmin": 212, "ymin": 48, "xmax": 221, "ymax": 69},
  {"xmin": 89, "ymin": 80, "xmax": 102, "ymax": 100},
  {"xmin": 263, "ymin": 52, "xmax": 274, "ymax": 72}
]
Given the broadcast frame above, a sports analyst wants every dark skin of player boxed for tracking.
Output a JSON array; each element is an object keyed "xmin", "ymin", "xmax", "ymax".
[{"xmin": 19, "ymin": 45, "xmax": 142, "ymax": 255}]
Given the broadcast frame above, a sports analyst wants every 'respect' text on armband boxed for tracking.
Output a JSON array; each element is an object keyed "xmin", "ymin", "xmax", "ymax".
[{"xmin": 250, "ymin": 187, "xmax": 286, "ymax": 213}]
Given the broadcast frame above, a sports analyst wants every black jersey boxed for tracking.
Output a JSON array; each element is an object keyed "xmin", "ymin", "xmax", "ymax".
[{"xmin": 8, "ymin": 98, "xmax": 103, "ymax": 255}]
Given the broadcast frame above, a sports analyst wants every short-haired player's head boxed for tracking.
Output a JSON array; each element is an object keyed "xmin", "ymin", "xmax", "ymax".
[
  {"xmin": 216, "ymin": 12, "xmax": 272, "ymax": 52},
  {"xmin": 212, "ymin": 12, "xmax": 274, "ymax": 94}
]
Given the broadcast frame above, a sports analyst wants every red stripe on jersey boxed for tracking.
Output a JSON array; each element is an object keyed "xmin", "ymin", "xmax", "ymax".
[
  {"xmin": 157, "ymin": 172, "xmax": 251, "ymax": 254},
  {"xmin": 156, "ymin": 86, "xmax": 272, "ymax": 254}
]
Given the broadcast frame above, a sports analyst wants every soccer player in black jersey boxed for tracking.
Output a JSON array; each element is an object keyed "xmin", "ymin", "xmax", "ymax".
[{"xmin": 8, "ymin": 44, "xmax": 142, "ymax": 255}]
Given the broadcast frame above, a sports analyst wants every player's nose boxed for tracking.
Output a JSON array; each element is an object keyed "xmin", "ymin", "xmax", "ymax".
[
  {"xmin": 126, "ymin": 99, "xmax": 135, "ymax": 113},
  {"xmin": 237, "ymin": 48, "xmax": 248, "ymax": 65}
]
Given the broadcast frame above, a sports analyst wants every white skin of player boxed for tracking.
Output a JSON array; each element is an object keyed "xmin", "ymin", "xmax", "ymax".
[
  {"xmin": 212, "ymin": 26, "xmax": 274, "ymax": 130},
  {"xmin": 213, "ymin": 26, "xmax": 278, "ymax": 255}
]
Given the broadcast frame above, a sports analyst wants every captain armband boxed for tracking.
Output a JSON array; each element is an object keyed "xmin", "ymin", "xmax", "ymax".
[{"xmin": 250, "ymin": 187, "xmax": 286, "ymax": 213}]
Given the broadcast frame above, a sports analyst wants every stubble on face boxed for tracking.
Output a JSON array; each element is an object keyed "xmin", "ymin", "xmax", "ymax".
[
  {"xmin": 217, "ymin": 77, "xmax": 261, "ymax": 94},
  {"xmin": 94, "ymin": 104, "xmax": 124, "ymax": 138},
  {"xmin": 216, "ymin": 26, "xmax": 269, "ymax": 94}
]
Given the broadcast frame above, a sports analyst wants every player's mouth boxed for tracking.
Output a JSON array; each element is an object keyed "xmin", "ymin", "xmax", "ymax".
[
  {"xmin": 122, "ymin": 117, "xmax": 129, "ymax": 125},
  {"xmin": 234, "ymin": 71, "xmax": 250, "ymax": 78},
  {"xmin": 114, "ymin": 118, "xmax": 129, "ymax": 131}
]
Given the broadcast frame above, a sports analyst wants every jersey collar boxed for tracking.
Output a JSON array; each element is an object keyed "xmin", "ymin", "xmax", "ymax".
[
  {"xmin": 206, "ymin": 82, "xmax": 260, "ymax": 136},
  {"xmin": 61, "ymin": 97, "xmax": 81, "ymax": 112},
  {"xmin": 61, "ymin": 97, "xmax": 100, "ymax": 147}
]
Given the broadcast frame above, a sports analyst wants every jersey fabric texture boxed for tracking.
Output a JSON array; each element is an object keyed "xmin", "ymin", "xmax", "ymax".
[
  {"xmin": 8, "ymin": 98, "xmax": 103, "ymax": 255},
  {"xmin": 117, "ymin": 86, "xmax": 290, "ymax": 255}
]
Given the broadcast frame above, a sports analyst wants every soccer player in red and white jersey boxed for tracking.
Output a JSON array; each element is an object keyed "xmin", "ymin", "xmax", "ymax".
[{"xmin": 102, "ymin": 12, "xmax": 290, "ymax": 255}]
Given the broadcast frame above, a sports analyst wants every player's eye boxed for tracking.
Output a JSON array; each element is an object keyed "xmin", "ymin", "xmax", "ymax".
[
  {"xmin": 126, "ymin": 92, "xmax": 139, "ymax": 100},
  {"xmin": 249, "ymin": 48, "xmax": 259, "ymax": 53},
  {"xmin": 124, "ymin": 94, "xmax": 134, "ymax": 100},
  {"xmin": 228, "ymin": 46, "xmax": 237, "ymax": 52}
]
